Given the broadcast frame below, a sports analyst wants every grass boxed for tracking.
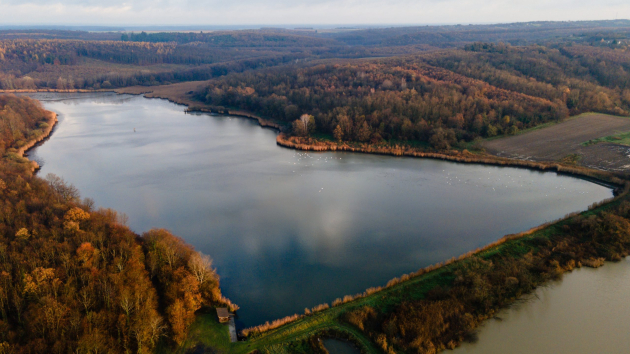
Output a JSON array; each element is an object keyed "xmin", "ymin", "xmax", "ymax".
[
  {"xmin": 558, "ymin": 153, "xmax": 582, "ymax": 165},
  {"xmin": 174, "ymin": 310, "xmax": 233, "ymax": 353},
  {"xmin": 582, "ymin": 130, "xmax": 630, "ymax": 146}
]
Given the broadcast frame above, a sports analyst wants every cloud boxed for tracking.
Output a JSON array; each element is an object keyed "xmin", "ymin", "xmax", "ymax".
[{"xmin": 0, "ymin": 0, "xmax": 627, "ymax": 25}]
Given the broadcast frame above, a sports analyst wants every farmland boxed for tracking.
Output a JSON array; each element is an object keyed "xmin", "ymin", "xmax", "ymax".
[{"xmin": 483, "ymin": 113, "xmax": 630, "ymax": 171}]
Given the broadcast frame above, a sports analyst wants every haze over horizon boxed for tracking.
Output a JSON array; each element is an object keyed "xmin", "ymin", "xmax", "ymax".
[{"xmin": 0, "ymin": 0, "xmax": 628, "ymax": 27}]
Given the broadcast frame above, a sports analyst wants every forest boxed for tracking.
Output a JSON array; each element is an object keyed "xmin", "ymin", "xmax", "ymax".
[
  {"xmin": 2, "ymin": 20, "xmax": 630, "ymax": 354},
  {"xmin": 1, "ymin": 20, "xmax": 630, "ymax": 93},
  {"xmin": 0, "ymin": 95, "xmax": 236, "ymax": 353},
  {"xmin": 196, "ymin": 43, "xmax": 630, "ymax": 149}
]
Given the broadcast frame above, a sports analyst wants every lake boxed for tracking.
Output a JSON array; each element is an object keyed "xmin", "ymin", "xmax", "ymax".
[{"xmin": 26, "ymin": 92, "xmax": 613, "ymax": 327}]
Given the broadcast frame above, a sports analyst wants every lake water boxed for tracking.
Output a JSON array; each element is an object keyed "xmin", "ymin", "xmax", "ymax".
[
  {"xmin": 26, "ymin": 93, "xmax": 613, "ymax": 327},
  {"xmin": 454, "ymin": 258, "xmax": 630, "ymax": 354},
  {"xmin": 322, "ymin": 339, "xmax": 361, "ymax": 354}
]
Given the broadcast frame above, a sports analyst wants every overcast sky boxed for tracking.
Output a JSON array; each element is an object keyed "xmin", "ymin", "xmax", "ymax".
[{"xmin": 0, "ymin": 0, "xmax": 628, "ymax": 26}]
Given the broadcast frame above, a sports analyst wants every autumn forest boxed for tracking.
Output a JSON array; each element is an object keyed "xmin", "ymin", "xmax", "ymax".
[{"xmin": 2, "ymin": 20, "xmax": 630, "ymax": 354}]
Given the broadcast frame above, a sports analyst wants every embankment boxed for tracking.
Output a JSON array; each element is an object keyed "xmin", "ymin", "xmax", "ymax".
[{"xmin": 187, "ymin": 106, "xmax": 283, "ymax": 130}]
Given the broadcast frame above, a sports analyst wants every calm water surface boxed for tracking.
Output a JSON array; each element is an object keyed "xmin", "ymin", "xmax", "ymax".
[
  {"xmin": 322, "ymin": 339, "xmax": 361, "ymax": 354},
  {"xmin": 454, "ymin": 258, "xmax": 630, "ymax": 354},
  {"xmin": 27, "ymin": 93, "xmax": 613, "ymax": 327}
]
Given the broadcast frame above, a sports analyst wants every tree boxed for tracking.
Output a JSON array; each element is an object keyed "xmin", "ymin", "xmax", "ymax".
[
  {"xmin": 45, "ymin": 173, "xmax": 80, "ymax": 202},
  {"xmin": 333, "ymin": 125, "xmax": 344, "ymax": 142},
  {"xmin": 356, "ymin": 121, "xmax": 372, "ymax": 142},
  {"xmin": 188, "ymin": 253, "xmax": 215, "ymax": 285},
  {"xmin": 292, "ymin": 119, "xmax": 307, "ymax": 136}
]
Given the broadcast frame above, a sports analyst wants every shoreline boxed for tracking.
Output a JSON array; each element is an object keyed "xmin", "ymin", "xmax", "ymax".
[
  {"xmin": 186, "ymin": 106, "xmax": 283, "ymax": 130},
  {"xmin": 276, "ymin": 134, "xmax": 627, "ymax": 189},
  {"xmin": 17, "ymin": 110, "xmax": 58, "ymax": 172},
  {"xmin": 112, "ymin": 84, "xmax": 286, "ymax": 131}
]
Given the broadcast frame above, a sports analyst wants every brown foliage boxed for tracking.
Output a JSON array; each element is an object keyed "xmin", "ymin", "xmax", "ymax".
[{"xmin": 0, "ymin": 95, "xmax": 234, "ymax": 353}]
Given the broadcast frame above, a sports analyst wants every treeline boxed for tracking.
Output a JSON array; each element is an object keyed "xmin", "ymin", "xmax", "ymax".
[
  {"xmin": 0, "ymin": 30, "xmax": 121, "ymax": 41},
  {"xmin": 196, "ymin": 43, "xmax": 630, "ymax": 148},
  {"xmin": 0, "ymin": 95, "xmax": 235, "ymax": 353},
  {"xmin": 0, "ymin": 39, "xmax": 268, "ymax": 66},
  {"xmin": 0, "ymin": 41, "xmax": 306, "ymax": 90},
  {"xmin": 121, "ymin": 30, "xmax": 336, "ymax": 48},
  {"xmin": 321, "ymin": 20, "xmax": 630, "ymax": 47},
  {"xmin": 342, "ymin": 200, "xmax": 630, "ymax": 353}
]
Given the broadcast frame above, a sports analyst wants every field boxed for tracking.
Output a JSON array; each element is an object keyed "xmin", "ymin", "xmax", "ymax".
[
  {"xmin": 483, "ymin": 113, "xmax": 630, "ymax": 172},
  {"xmin": 116, "ymin": 80, "xmax": 211, "ymax": 106}
]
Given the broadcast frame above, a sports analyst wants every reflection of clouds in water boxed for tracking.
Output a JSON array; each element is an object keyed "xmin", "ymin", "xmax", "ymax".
[
  {"xmin": 302, "ymin": 204, "xmax": 355, "ymax": 267},
  {"xmin": 139, "ymin": 187, "xmax": 162, "ymax": 221}
]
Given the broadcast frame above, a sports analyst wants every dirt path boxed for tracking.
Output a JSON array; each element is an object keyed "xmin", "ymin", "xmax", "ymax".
[
  {"xmin": 228, "ymin": 316, "xmax": 237, "ymax": 343},
  {"xmin": 483, "ymin": 113, "xmax": 630, "ymax": 171}
]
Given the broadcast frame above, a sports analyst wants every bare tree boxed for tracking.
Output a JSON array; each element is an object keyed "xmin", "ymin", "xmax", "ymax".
[
  {"xmin": 45, "ymin": 173, "xmax": 80, "ymax": 202},
  {"xmin": 300, "ymin": 114, "xmax": 310, "ymax": 131},
  {"xmin": 188, "ymin": 253, "xmax": 214, "ymax": 285}
]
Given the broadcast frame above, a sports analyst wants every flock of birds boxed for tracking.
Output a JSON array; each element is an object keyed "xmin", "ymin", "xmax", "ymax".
[
  {"xmin": 284, "ymin": 152, "xmax": 595, "ymax": 198},
  {"xmin": 290, "ymin": 152, "xmax": 342, "ymax": 173}
]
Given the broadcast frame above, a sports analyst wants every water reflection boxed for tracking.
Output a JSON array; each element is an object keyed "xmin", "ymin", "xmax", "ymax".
[{"xmin": 27, "ymin": 93, "xmax": 613, "ymax": 327}]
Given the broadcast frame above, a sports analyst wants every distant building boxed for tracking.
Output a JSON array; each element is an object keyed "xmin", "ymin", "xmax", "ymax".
[{"xmin": 217, "ymin": 307, "xmax": 230, "ymax": 323}]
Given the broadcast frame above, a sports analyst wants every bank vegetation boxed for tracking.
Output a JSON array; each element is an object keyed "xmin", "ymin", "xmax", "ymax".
[{"xmin": 0, "ymin": 94, "xmax": 235, "ymax": 353}]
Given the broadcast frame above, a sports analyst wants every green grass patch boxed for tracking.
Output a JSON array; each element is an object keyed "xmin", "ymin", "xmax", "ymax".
[{"xmin": 582, "ymin": 130, "xmax": 630, "ymax": 146}]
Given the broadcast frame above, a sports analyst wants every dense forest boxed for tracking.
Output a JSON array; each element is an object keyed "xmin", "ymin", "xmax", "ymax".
[
  {"xmin": 0, "ymin": 39, "xmax": 312, "ymax": 90},
  {"xmin": 1, "ymin": 20, "xmax": 630, "ymax": 93},
  {"xmin": 0, "ymin": 95, "xmax": 235, "ymax": 353},
  {"xmin": 196, "ymin": 43, "xmax": 630, "ymax": 148}
]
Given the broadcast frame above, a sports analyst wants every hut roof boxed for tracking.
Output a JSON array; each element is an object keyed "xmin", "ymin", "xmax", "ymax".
[{"xmin": 216, "ymin": 308, "xmax": 230, "ymax": 318}]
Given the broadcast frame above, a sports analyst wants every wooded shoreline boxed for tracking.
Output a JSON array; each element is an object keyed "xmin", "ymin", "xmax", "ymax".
[{"xmin": 8, "ymin": 90, "xmax": 630, "ymax": 354}]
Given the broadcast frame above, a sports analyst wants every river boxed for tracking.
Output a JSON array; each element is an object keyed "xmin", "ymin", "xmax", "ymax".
[
  {"xmin": 26, "ymin": 92, "xmax": 613, "ymax": 327},
  {"xmin": 454, "ymin": 257, "xmax": 630, "ymax": 354}
]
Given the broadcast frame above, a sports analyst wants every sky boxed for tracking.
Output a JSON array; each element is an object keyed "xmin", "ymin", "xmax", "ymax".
[{"xmin": 0, "ymin": 0, "xmax": 628, "ymax": 26}]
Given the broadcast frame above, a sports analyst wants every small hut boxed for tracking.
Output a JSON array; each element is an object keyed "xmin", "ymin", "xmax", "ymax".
[{"xmin": 216, "ymin": 308, "xmax": 230, "ymax": 323}]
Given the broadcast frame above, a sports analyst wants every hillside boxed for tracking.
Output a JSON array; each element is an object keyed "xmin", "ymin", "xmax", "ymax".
[{"xmin": 0, "ymin": 94, "xmax": 235, "ymax": 353}]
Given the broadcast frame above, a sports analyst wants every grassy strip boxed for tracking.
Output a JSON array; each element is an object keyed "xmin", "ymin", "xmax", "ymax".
[{"xmin": 582, "ymin": 130, "xmax": 630, "ymax": 146}]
